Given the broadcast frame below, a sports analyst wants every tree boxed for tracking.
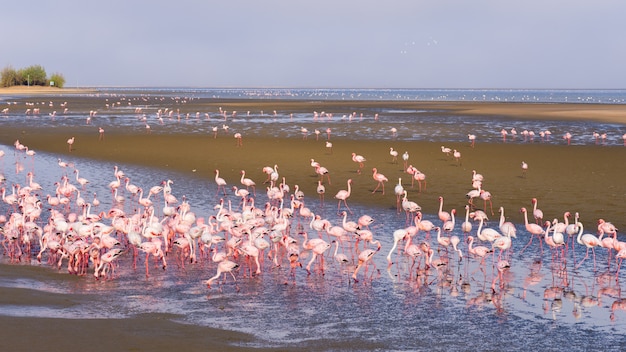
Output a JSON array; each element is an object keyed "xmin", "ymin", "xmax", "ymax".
[
  {"xmin": 18, "ymin": 65, "xmax": 47, "ymax": 86},
  {"xmin": 0, "ymin": 66, "xmax": 19, "ymax": 87},
  {"xmin": 49, "ymin": 73, "xmax": 65, "ymax": 88}
]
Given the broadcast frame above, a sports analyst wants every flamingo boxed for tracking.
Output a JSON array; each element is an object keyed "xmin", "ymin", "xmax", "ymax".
[
  {"xmin": 521, "ymin": 161, "xmax": 528, "ymax": 178},
  {"xmin": 353, "ymin": 242, "xmax": 381, "ymax": 282},
  {"xmin": 316, "ymin": 180, "xmax": 325, "ymax": 206},
  {"xmin": 598, "ymin": 219, "xmax": 618, "ymax": 237},
  {"xmin": 476, "ymin": 217, "xmax": 501, "ymax": 243},
  {"xmin": 341, "ymin": 211, "xmax": 358, "ymax": 234},
  {"xmin": 74, "ymin": 169, "xmax": 89, "ymax": 189},
  {"xmin": 332, "ymin": 240, "xmax": 349, "ymax": 264},
  {"xmin": 240, "ymin": 170, "xmax": 256, "ymax": 196},
  {"xmin": 389, "ymin": 147, "xmax": 398, "ymax": 163},
  {"xmin": 441, "ymin": 145, "xmax": 452, "ymax": 157},
  {"xmin": 415, "ymin": 211, "xmax": 435, "ymax": 237},
  {"xmin": 351, "ymin": 153, "xmax": 366, "ymax": 173},
  {"xmin": 563, "ymin": 132, "xmax": 572, "ymax": 145},
  {"xmin": 315, "ymin": 165, "xmax": 331, "ymax": 185},
  {"xmin": 401, "ymin": 190, "xmax": 421, "ymax": 224},
  {"xmin": 394, "ymin": 178, "xmax": 404, "ymax": 213},
  {"xmin": 531, "ymin": 198, "xmax": 543, "ymax": 224},
  {"xmin": 305, "ymin": 240, "xmax": 331, "ymax": 274},
  {"xmin": 335, "ymin": 179, "xmax": 353, "ymax": 214},
  {"xmin": 575, "ymin": 222, "xmax": 601, "ymax": 270},
  {"xmin": 520, "ymin": 207, "xmax": 545, "ymax": 254},
  {"xmin": 442, "ymin": 209, "xmax": 456, "ymax": 233},
  {"xmin": 402, "ymin": 151, "xmax": 409, "ymax": 169},
  {"xmin": 480, "ymin": 189, "xmax": 494, "ymax": 216},
  {"xmin": 67, "ymin": 136, "xmax": 75, "ymax": 152},
  {"xmin": 205, "ymin": 259, "xmax": 239, "ymax": 289},
  {"xmin": 413, "ymin": 170, "xmax": 426, "ymax": 193},
  {"xmin": 467, "ymin": 235, "xmax": 492, "ymax": 264},
  {"xmin": 214, "ymin": 169, "xmax": 228, "ymax": 195},
  {"xmin": 461, "ymin": 205, "xmax": 473, "ymax": 235},
  {"xmin": 371, "ymin": 168, "xmax": 388, "ymax": 194},
  {"xmin": 387, "ymin": 228, "xmax": 408, "ymax": 267},
  {"xmin": 453, "ymin": 149, "xmax": 461, "ymax": 166},
  {"xmin": 498, "ymin": 207, "xmax": 517, "ymax": 239},
  {"xmin": 437, "ymin": 196, "xmax": 451, "ymax": 223},
  {"xmin": 468, "ymin": 134, "xmax": 476, "ymax": 147}
]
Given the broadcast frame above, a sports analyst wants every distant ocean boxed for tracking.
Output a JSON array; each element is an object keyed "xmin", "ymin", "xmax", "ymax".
[{"xmin": 95, "ymin": 87, "xmax": 626, "ymax": 104}]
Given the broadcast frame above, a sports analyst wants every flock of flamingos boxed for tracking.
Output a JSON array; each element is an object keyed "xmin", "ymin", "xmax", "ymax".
[
  {"xmin": 0, "ymin": 96, "xmax": 624, "ymax": 312},
  {"xmin": 0, "ymin": 134, "xmax": 623, "ymax": 294}
]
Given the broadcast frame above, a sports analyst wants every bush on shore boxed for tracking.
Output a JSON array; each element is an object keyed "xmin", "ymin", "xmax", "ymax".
[{"xmin": 0, "ymin": 65, "xmax": 65, "ymax": 88}]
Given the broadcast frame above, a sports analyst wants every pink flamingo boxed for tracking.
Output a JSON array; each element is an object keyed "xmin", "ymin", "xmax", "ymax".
[
  {"xmin": 480, "ymin": 189, "xmax": 494, "ymax": 216},
  {"xmin": 389, "ymin": 147, "xmax": 398, "ymax": 163},
  {"xmin": 234, "ymin": 132, "xmax": 242, "ymax": 146},
  {"xmin": 441, "ymin": 146, "xmax": 452, "ymax": 158},
  {"xmin": 214, "ymin": 169, "xmax": 228, "ymax": 196},
  {"xmin": 352, "ymin": 153, "xmax": 366, "ymax": 174},
  {"xmin": 387, "ymin": 228, "xmax": 408, "ymax": 267},
  {"xmin": 520, "ymin": 207, "xmax": 545, "ymax": 254},
  {"xmin": 315, "ymin": 165, "xmax": 331, "ymax": 185},
  {"xmin": 335, "ymin": 179, "xmax": 353, "ymax": 214},
  {"xmin": 575, "ymin": 222, "xmax": 600, "ymax": 270},
  {"xmin": 394, "ymin": 178, "xmax": 404, "ymax": 213},
  {"xmin": 563, "ymin": 132, "xmax": 572, "ymax": 145},
  {"xmin": 521, "ymin": 161, "xmax": 528, "ymax": 178},
  {"xmin": 357, "ymin": 214, "xmax": 374, "ymax": 231},
  {"xmin": 240, "ymin": 170, "xmax": 256, "ymax": 196},
  {"xmin": 353, "ymin": 242, "xmax": 381, "ymax": 282},
  {"xmin": 316, "ymin": 180, "xmax": 325, "ymax": 206},
  {"xmin": 415, "ymin": 211, "xmax": 435, "ymax": 238},
  {"xmin": 305, "ymin": 241, "xmax": 331, "ymax": 274},
  {"xmin": 413, "ymin": 170, "xmax": 426, "ymax": 193},
  {"xmin": 67, "ymin": 136, "xmax": 75, "ymax": 152},
  {"xmin": 598, "ymin": 219, "xmax": 618, "ymax": 237},
  {"xmin": 205, "ymin": 259, "xmax": 239, "ymax": 289},
  {"xmin": 442, "ymin": 209, "xmax": 456, "ymax": 233},
  {"xmin": 401, "ymin": 190, "xmax": 421, "ymax": 225},
  {"xmin": 453, "ymin": 149, "xmax": 461, "ymax": 166},
  {"xmin": 467, "ymin": 235, "xmax": 492, "ymax": 264},
  {"xmin": 531, "ymin": 198, "xmax": 543, "ymax": 224},
  {"xmin": 437, "ymin": 196, "xmax": 451, "ymax": 223},
  {"xmin": 461, "ymin": 205, "xmax": 473, "ymax": 235},
  {"xmin": 498, "ymin": 207, "xmax": 517, "ymax": 239},
  {"xmin": 371, "ymin": 168, "xmax": 388, "ymax": 194},
  {"xmin": 94, "ymin": 248, "xmax": 125, "ymax": 279},
  {"xmin": 468, "ymin": 134, "xmax": 476, "ymax": 148}
]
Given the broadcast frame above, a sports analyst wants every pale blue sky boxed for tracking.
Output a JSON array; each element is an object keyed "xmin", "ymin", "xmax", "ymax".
[{"xmin": 4, "ymin": 1, "xmax": 625, "ymax": 88}]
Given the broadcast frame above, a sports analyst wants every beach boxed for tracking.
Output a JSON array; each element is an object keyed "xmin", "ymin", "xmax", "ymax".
[{"xmin": 1, "ymin": 88, "xmax": 626, "ymax": 351}]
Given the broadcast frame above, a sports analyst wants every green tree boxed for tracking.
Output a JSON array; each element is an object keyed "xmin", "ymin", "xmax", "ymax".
[
  {"xmin": 49, "ymin": 73, "xmax": 65, "ymax": 88},
  {"xmin": 0, "ymin": 66, "xmax": 19, "ymax": 87},
  {"xmin": 18, "ymin": 65, "xmax": 47, "ymax": 86}
]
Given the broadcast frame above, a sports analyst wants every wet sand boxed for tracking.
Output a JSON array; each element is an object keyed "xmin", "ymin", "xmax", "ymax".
[
  {"xmin": 0, "ymin": 264, "xmax": 267, "ymax": 352},
  {"xmin": 1, "ymin": 91, "xmax": 626, "ymax": 350}
]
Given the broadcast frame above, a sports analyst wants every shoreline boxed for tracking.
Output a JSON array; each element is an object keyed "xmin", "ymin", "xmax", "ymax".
[{"xmin": 0, "ymin": 86, "xmax": 97, "ymax": 96}]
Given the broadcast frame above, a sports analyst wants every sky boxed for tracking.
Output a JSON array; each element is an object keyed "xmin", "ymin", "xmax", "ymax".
[{"xmin": 3, "ymin": 1, "xmax": 626, "ymax": 89}]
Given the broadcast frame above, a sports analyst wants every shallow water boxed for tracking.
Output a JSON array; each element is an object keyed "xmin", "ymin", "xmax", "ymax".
[
  {"xmin": 1, "ymin": 88, "xmax": 626, "ymax": 350},
  {"xmin": 1, "ymin": 88, "xmax": 625, "ymax": 146}
]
